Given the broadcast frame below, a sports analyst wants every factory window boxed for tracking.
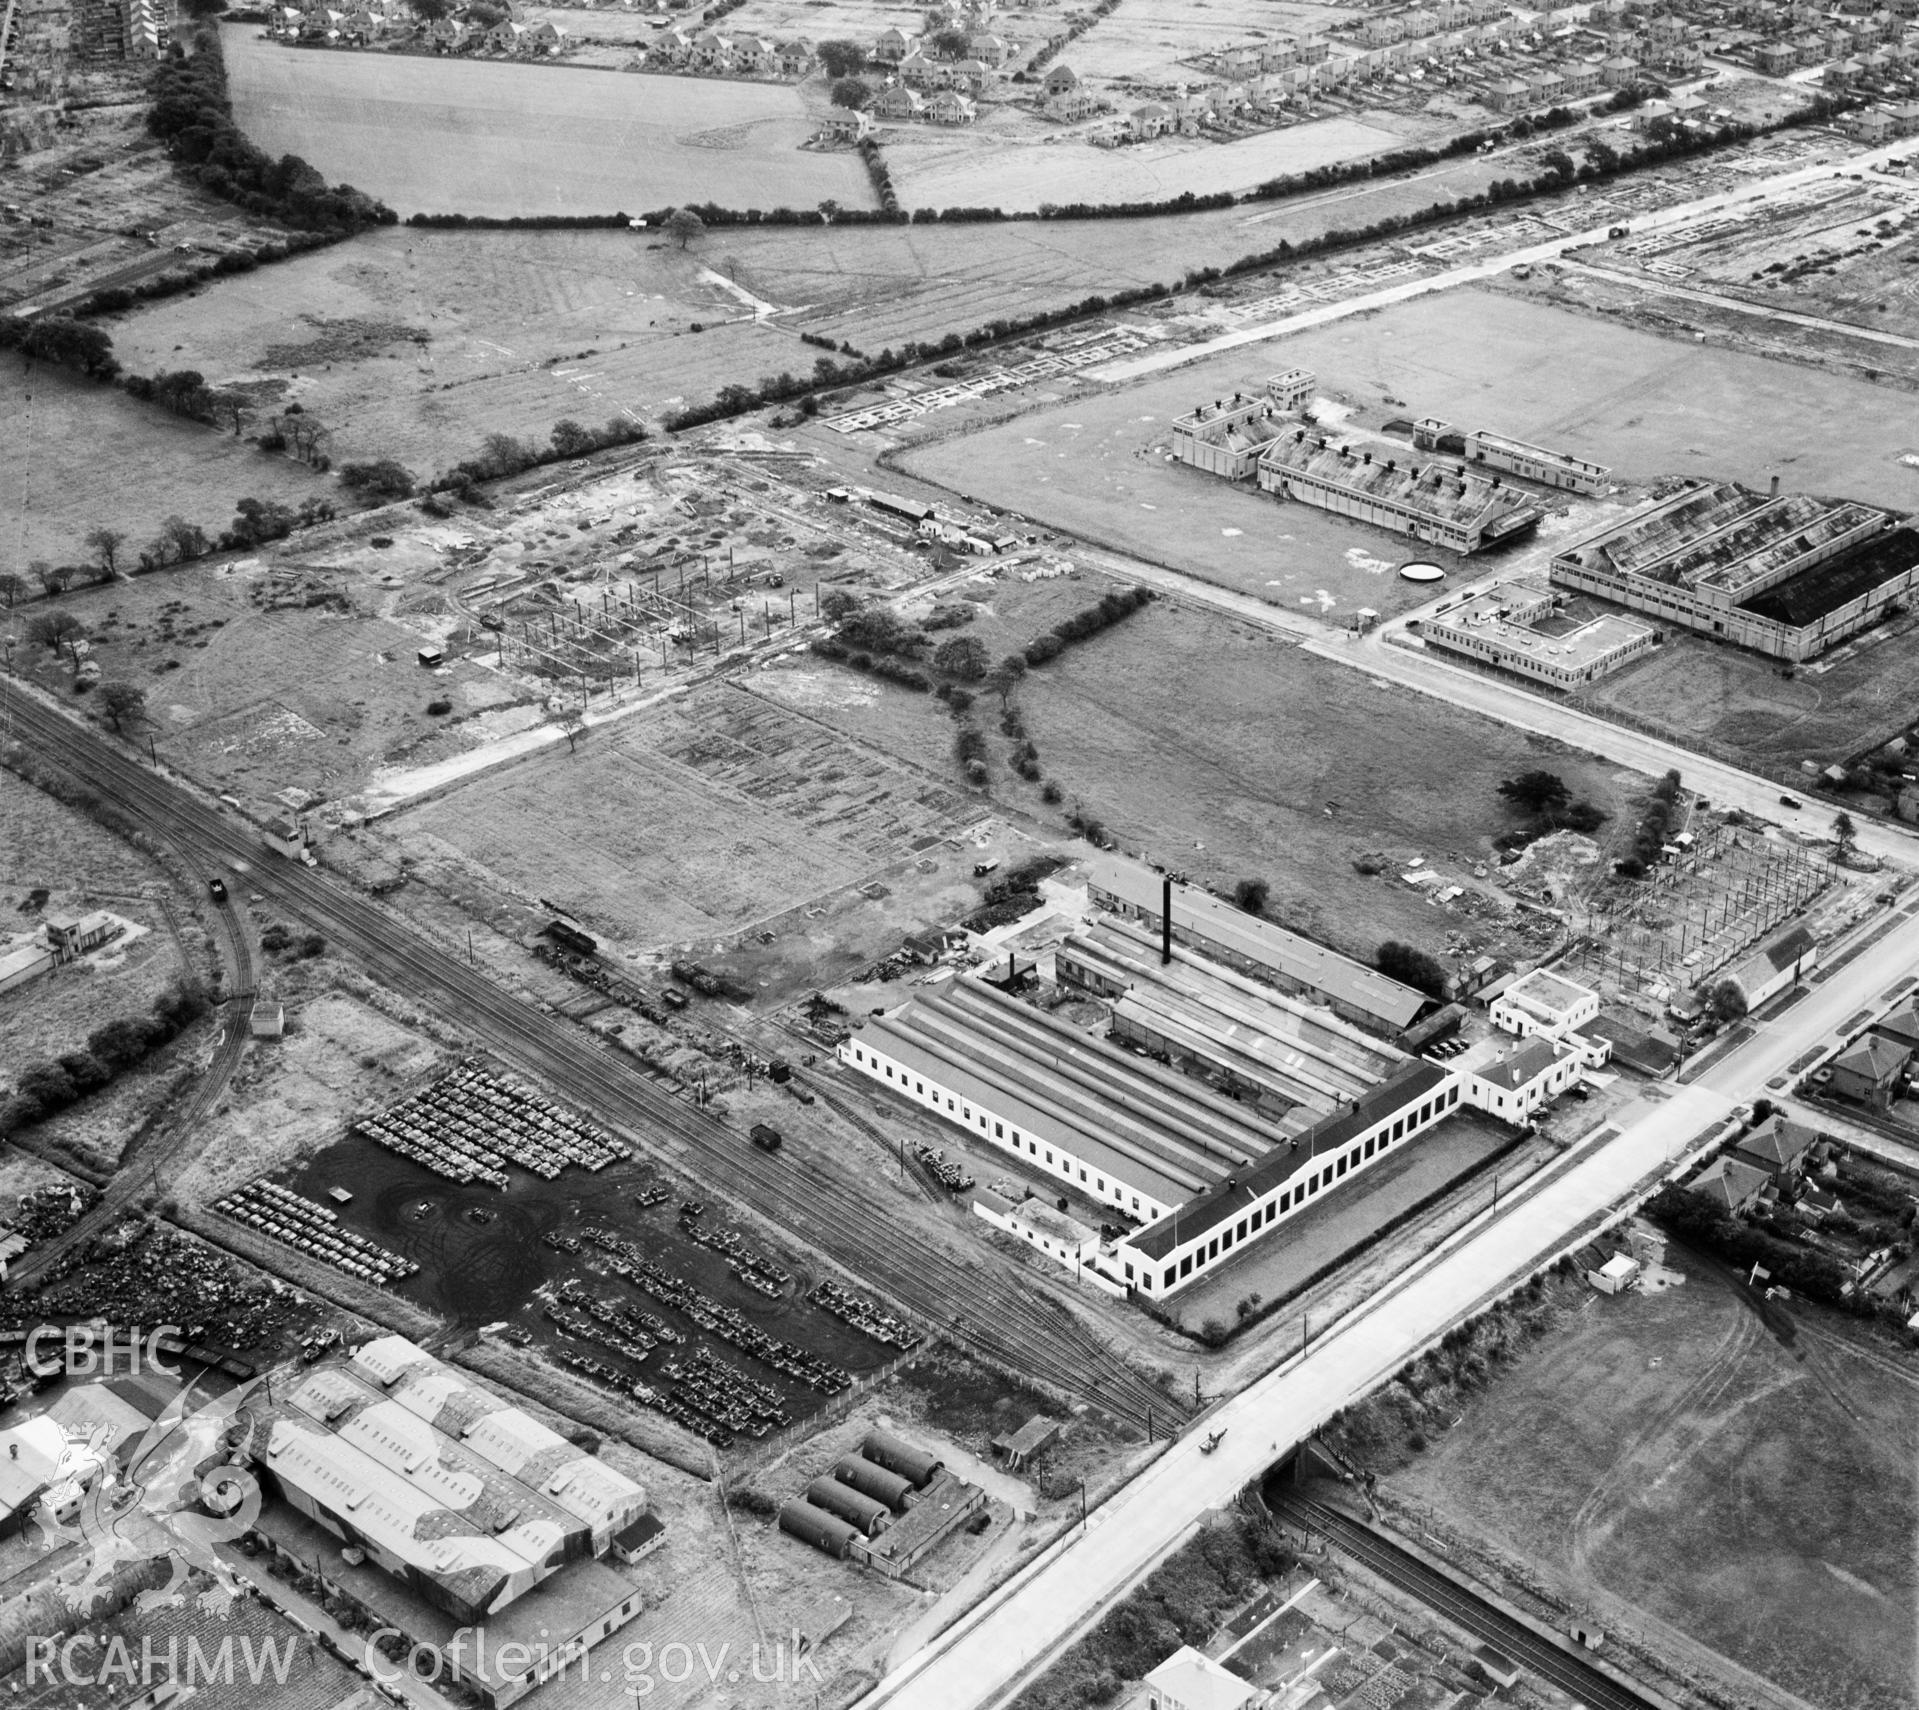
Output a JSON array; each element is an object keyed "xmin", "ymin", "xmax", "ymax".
[
  {"xmin": 1045, "ymin": 1150, "xmax": 1054, "ymax": 1165},
  {"xmin": 947, "ymin": 1098, "xmax": 955, "ymax": 1111},
  {"xmin": 1011, "ymin": 1129, "xmax": 1021, "ymax": 1146},
  {"xmin": 1097, "ymin": 1177, "xmax": 1105, "ymax": 1192},
  {"xmin": 885, "ymin": 1066, "xmax": 893, "ymax": 1079},
  {"xmin": 994, "ymin": 1121, "xmax": 1003, "ymax": 1138},
  {"xmin": 1124, "ymin": 1263, "xmax": 1134, "ymax": 1282},
  {"xmin": 962, "ymin": 1106, "xmax": 971, "ymax": 1121},
  {"xmin": 1337, "ymin": 1154, "xmax": 1349, "ymax": 1177},
  {"xmin": 1079, "ymin": 1168, "xmax": 1087, "ymax": 1182},
  {"xmin": 1237, "ymin": 1218, "xmax": 1248, "ymax": 1240},
  {"xmin": 916, "ymin": 1081, "xmax": 924, "ymax": 1095},
  {"xmin": 1222, "ymin": 1229, "xmax": 1233, "ymax": 1250},
  {"xmin": 1208, "ymin": 1238, "xmax": 1219, "ymax": 1261},
  {"xmin": 1280, "ymin": 1189, "xmax": 1291, "ymax": 1211},
  {"xmin": 1131, "ymin": 1196, "xmax": 1139, "ymax": 1211},
  {"xmin": 1161, "ymin": 1268, "xmax": 1173, "ymax": 1289},
  {"xmin": 1364, "ymin": 1137, "xmax": 1375, "ymax": 1159},
  {"xmin": 854, "ymin": 1049, "xmax": 864, "ymax": 1063},
  {"xmin": 1180, "ymin": 1255, "xmax": 1194, "ymax": 1278}
]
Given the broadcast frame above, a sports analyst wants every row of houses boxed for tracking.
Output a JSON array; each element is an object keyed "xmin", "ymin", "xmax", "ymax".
[
  {"xmin": 1846, "ymin": 99, "xmax": 1919, "ymax": 140},
  {"xmin": 871, "ymin": 24, "xmax": 1019, "ymax": 66}
]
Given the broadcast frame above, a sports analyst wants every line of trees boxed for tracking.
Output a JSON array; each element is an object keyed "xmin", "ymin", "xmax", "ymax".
[
  {"xmin": 1018, "ymin": 585, "xmax": 1154, "ymax": 667},
  {"xmin": 0, "ymin": 981, "xmax": 213, "ymax": 1140},
  {"xmin": 147, "ymin": 27, "xmax": 395, "ymax": 232}
]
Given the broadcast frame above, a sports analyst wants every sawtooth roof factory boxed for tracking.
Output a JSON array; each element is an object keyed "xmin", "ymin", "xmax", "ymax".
[
  {"xmin": 1549, "ymin": 478, "xmax": 1919, "ymax": 661},
  {"xmin": 841, "ymin": 854, "xmax": 1600, "ymax": 1302},
  {"xmin": 1169, "ymin": 371, "xmax": 1555, "ymax": 555}
]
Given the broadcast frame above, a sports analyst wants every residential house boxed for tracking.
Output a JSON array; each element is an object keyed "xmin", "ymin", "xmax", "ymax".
[
  {"xmin": 946, "ymin": 56, "xmax": 995, "ymax": 90},
  {"xmin": 818, "ymin": 108, "xmax": 876, "ymax": 141},
  {"xmin": 930, "ymin": 89, "xmax": 978, "ymax": 121},
  {"xmin": 1528, "ymin": 66, "xmax": 1566, "ymax": 101},
  {"xmin": 523, "ymin": 19, "xmax": 564, "ymax": 53},
  {"xmin": 776, "ymin": 38, "xmax": 813, "ymax": 76},
  {"xmin": 1221, "ymin": 45, "xmax": 1262, "ymax": 77},
  {"xmin": 1261, "ymin": 37, "xmax": 1301, "ymax": 69},
  {"xmin": 1043, "ymin": 60, "xmax": 1079, "ymax": 94},
  {"xmin": 1872, "ymin": 998, "xmax": 1919, "ymax": 1055},
  {"xmin": 425, "ymin": 16, "xmax": 465, "ymax": 49},
  {"xmin": 730, "ymin": 33, "xmax": 776, "ymax": 72},
  {"xmin": 1733, "ymin": 1114, "xmax": 1819, "ymax": 1181},
  {"xmin": 1826, "ymin": 56, "xmax": 1865, "ymax": 86},
  {"xmin": 1045, "ymin": 86, "xmax": 1104, "ymax": 119},
  {"xmin": 1891, "ymin": 98, "xmax": 1919, "ymax": 133},
  {"xmin": 690, "ymin": 29, "xmax": 733, "ymax": 70},
  {"xmin": 1559, "ymin": 57, "xmax": 1602, "ymax": 94},
  {"xmin": 969, "ymin": 31, "xmax": 1010, "ymax": 63},
  {"xmin": 1359, "ymin": 13, "xmax": 1407, "ymax": 45},
  {"xmin": 1487, "ymin": 75, "xmax": 1534, "ymax": 108},
  {"xmin": 1755, "ymin": 38, "xmax": 1798, "ymax": 71},
  {"xmin": 1172, "ymin": 90, "xmax": 1216, "ymax": 131},
  {"xmin": 898, "ymin": 50, "xmax": 941, "ymax": 86},
  {"xmin": 1129, "ymin": 99, "xmax": 1173, "ymax": 137},
  {"xmin": 1692, "ymin": 1155, "xmax": 1771, "ymax": 1215},
  {"xmin": 871, "ymin": 84, "xmax": 927, "ymax": 118},
  {"xmin": 1826, "ymin": 1033, "xmax": 1908, "ymax": 1108},
  {"xmin": 873, "ymin": 25, "xmax": 914, "ymax": 62},
  {"xmin": 1849, "ymin": 104, "xmax": 1899, "ymax": 140}
]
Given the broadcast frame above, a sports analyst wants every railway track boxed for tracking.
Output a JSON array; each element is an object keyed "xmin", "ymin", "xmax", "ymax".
[
  {"xmin": 8, "ymin": 697, "xmax": 1183, "ymax": 1430},
  {"xmin": 1276, "ymin": 1492, "xmax": 1669, "ymax": 1710}
]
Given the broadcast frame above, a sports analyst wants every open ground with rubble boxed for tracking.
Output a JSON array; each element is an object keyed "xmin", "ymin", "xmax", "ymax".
[{"xmin": 1385, "ymin": 1241, "xmax": 1918, "ymax": 1710}]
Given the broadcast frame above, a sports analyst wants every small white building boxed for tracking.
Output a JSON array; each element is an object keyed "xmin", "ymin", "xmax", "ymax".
[
  {"xmin": 1465, "ymin": 1036, "xmax": 1583, "ymax": 1123},
  {"xmin": 1586, "ymin": 1250, "xmax": 1642, "ymax": 1294},
  {"xmin": 1492, "ymin": 967, "xmax": 1600, "ymax": 1039},
  {"xmin": 1145, "ymin": 1647, "xmax": 1268, "ymax": 1710}
]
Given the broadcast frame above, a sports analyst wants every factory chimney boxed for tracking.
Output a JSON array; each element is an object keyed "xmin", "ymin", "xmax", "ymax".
[
  {"xmin": 1161, "ymin": 873, "xmax": 1173, "ymax": 966},
  {"xmin": 1770, "ymin": 474, "xmax": 1781, "ymax": 499}
]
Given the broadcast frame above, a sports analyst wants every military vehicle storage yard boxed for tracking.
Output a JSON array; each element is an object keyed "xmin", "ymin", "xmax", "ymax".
[{"xmin": 6, "ymin": 0, "xmax": 1919, "ymax": 1705}]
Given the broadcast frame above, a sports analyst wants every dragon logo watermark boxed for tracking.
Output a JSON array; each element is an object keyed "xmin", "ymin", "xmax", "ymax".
[{"xmin": 24, "ymin": 1325, "xmax": 264, "ymax": 1614}]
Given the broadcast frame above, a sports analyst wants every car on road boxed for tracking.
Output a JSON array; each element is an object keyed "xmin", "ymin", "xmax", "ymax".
[{"xmin": 1778, "ymin": 794, "xmax": 1801, "ymax": 809}]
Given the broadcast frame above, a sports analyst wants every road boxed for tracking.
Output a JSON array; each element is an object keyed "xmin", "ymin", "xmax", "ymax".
[
  {"xmin": 865, "ymin": 891, "xmax": 1919, "ymax": 1710},
  {"xmin": 1088, "ymin": 139, "xmax": 1917, "ymax": 384}
]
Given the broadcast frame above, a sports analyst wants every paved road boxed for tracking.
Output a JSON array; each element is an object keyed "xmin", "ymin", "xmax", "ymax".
[{"xmin": 866, "ymin": 898, "xmax": 1919, "ymax": 1710}]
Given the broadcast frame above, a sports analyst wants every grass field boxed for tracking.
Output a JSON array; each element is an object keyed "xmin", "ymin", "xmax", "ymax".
[
  {"xmin": 1576, "ymin": 615, "xmax": 1919, "ymax": 777},
  {"xmin": 389, "ymin": 680, "xmax": 978, "ymax": 949},
  {"xmin": 5, "ymin": 365, "xmax": 330, "ymax": 567},
  {"xmin": 1391, "ymin": 1246, "xmax": 1918, "ymax": 1710},
  {"xmin": 221, "ymin": 26, "xmax": 874, "ymax": 219},
  {"xmin": 1263, "ymin": 284, "xmax": 1919, "ymax": 507},
  {"xmin": 887, "ymin": 116, "xmax": 1407, "ymax": 216},
  {"xmin": 892, "ymin": 359, "xmax": 1581, "ymax": 624}
]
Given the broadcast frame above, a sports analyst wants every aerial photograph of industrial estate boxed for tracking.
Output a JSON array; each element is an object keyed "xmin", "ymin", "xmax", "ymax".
[{"xmin": 4, "ymin": 0, "xmax": 1919, "ymax": 1703}]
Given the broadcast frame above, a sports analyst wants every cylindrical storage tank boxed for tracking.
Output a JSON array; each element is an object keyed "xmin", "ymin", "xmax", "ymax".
[
  {"xmin": 861, "ymin": 1429, "xmax": 944, "ymax": 1490},
  {"xmin": 834, "ymin": 1455, "xmax": 916, "ymax": 1512},
  {"xmin": 778, "ymin": 1499, "xmax": 857, "ymax": 1559},
  {"xmin": 805, "ymin": 1478, "xmax": 891, "ymax": 1536}
]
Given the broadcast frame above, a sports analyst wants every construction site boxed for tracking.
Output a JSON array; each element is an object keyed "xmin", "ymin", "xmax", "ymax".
[{"xmin": 1558, "ymin": 816, "xmax": 1834, "ymax": 1009}]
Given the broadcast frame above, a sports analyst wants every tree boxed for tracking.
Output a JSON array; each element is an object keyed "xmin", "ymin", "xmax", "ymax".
[
  {"xmin": 339, "ymin": 459, "xmax": 417, "ymax": 499},
  {"xmin": 663, "ymin": 207, "xmax": 706, "ymax": 251},
  {"xmin": 829, "ymin": 76, "xmax": 869, "ymax": 109},
  {"xmin": 99, "ymin": 681, "xmax": 147, "ymax": 733},
  {"xmin": 1705, "ymin": 978, "xmax": 1747, "ymax": 1023},
  {"xmin": 549, "ymin": 421, "xmax": 598, "ymax": 458},
  {"xmin": 1833, "ymin": 811, "xmax": 1857, "ymax": 858},
  {"xmin": 161, "ymin": 515, "xmax": 209, "ymax": 563},
  {"xmin": 408, "ymin": 0, "xmax": 452, "ymax": 18},
  {"xmin": 820, "ymin": 588, "xmax": 862, "ymax": 622},
  {"xmin": 1377, "ymin": 940, "xmax": 1448, "ymax": 1000},
  {"xmin": 817, "ymin": 38, "xmax": 867, "ymax": 76},
  {"xmin": 1497, "ymin": 770, "xmax": 1570, "ymax": 816},
  {"xmin": 986, "ymin": 653, "xmax": 1027, "ymax": 706},
  {"xmin": 931, "ymin": 25, "xmax": 969, "ymax": 57},
  {"xmin": 0, "ymin": 572, "xmax": 23, "ymax": 608},
  {"xmin": 551, "ymin": 704, "xmax": 588, "ymax": 754},
  {"xmin": 84, "ymin": 527, "xmax": 125, "ymax": 578},
  {"xmin": 932, "ymin": 635, "xmax": 988, "ymax": 681},
  {"xmin": 1234, "ymin": 878, "xmax": 1270, "ymax": 915},
  {"xmin": 35, "ymin": 562, "xmax": 74, "ymax": 597},
  {"xmin": 27, "ymin": 611, "xmax": 83, "ymax": 653}
]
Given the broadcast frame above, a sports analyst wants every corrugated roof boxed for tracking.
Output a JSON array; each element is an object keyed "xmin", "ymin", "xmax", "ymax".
[
  {"xmin": 1125, "ymin": 1060, "xmax": 1452, "ymax": 1260},
  {"xmin": 1085, "ymin": 856, "xmax": 1425, "ymax": 1030},
  {"xmin": 861, "ymin": 981, "xmax": 1278, "ymax": 1207}
]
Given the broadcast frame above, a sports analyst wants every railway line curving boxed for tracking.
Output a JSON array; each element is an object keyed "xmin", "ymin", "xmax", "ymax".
[{"xmin": 8, "ymin": 695, "xmax": 1184, "ymax": 1429}]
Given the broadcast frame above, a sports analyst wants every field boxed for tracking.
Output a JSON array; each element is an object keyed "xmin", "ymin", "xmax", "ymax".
[
  {"xmin": 220, "ymin": 26, "xmax": 874, "ymax": 219},
  {"xmin": 1054, "ymin": 0, "xmax": 1345, "ymax": 83},
  {"xmin": 782, "ymin": 592, "xmax": 1630, "ymax": 970},
  {"xmin": 1575, "ymin": 615, "xmax": 1919, "ymax": 778},
  {"xmin": 886, "ymin": 116, "xmax": 1408, "ymax": 217},
  {"xmin": 1391, "ymin": 1245, "xmax": 1919, "ymax": 1710},
  {"xmin": 892, "ymin": 354, "xmax": 1585, "ymax": 625},
  {"xmin": 387, "ymin": 679, "xmax": 981, "ymax": 950},
  {"xmin": 5, "ymin": 365, "xmax": 331, "ymax": 567},
  {"xmin": 4, "ymin": 559, "xmax": 532, "ymax": 804}
]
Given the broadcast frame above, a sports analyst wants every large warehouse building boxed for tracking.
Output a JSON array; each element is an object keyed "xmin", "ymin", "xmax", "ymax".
[
  {"xmin": 1084, "ymin": 854, "xmax": 1427, "ymax": 1036},
  {"xmin": 240, "ymin": 1335, "xmax": 653, "ymax": 1706},
  {"xmin": 1549, "ymin": 479, "xmax": 1919, "ymax": 660}
]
